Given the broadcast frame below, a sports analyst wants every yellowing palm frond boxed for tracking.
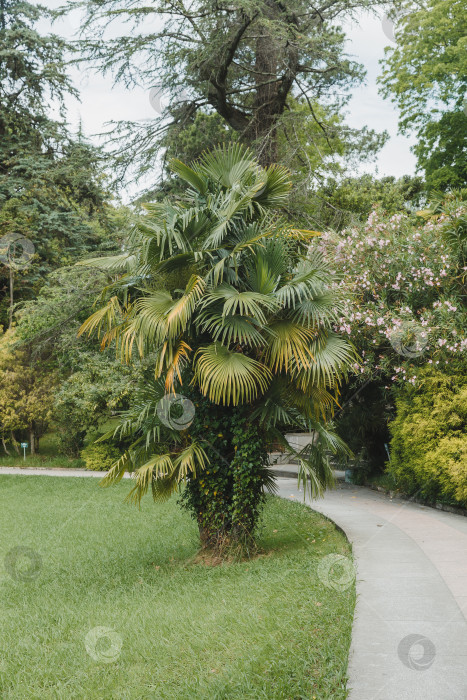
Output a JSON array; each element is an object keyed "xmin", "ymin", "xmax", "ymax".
[
  {"xmin": 100, "ymin": 450, "xmax": 131, "ymax": 488},
  {"xmin": 284, "ymin": 229, "xmax": 322, "ymax": 241},
  {"xmin": 162, "ymin": 339, "xmax": 192, "ymax": 392},
  {"xmin": 265, "ymin": 320, "xmax": 316, "ymax": 373},
  {"xmin": 78, "ymin": 296, "xmax": 125, "ymax": 347},
  {"xmin": 173, "ymin": 440, "xmax": 209, "ymax": 480},
  {"xmin": 126, "ymin": 454, "xmax": 176, "ymax": 505},
  {"xmin": 165, "ymin": 275, "xmax": 205, "ymax": 334},
  {"xmin": 194, "ymin": 343, "xmax": 272, "ymax": 405},
  {"xmin": 122, "ymin": 275, "xmax": 205, "ymax": 361}
]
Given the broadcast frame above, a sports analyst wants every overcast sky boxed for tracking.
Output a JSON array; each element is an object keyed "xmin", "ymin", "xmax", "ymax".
[{"xmin": 41, "ymin": 4, "xmax": 418, "ymax": 198}]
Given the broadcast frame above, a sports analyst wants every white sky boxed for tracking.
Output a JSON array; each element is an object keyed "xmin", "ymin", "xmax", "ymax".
[{"xmin": 41, "ymin": 4, "xmax": 418, "ymax": 199}]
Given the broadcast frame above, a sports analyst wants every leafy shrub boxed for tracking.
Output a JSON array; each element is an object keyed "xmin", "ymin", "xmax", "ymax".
[
  {"xmin": 80, "ymin": 443, "xmax": 121, "ymax": 471},
  {"xmin": 387, "ymin": 369, "xmax": 467, "ymax": 505},
  {"xmin": 321, "ymin": 191, "xmax": 467, "ymax": 472},
  {"xmin": 54, "ymin": 352, "xmax": 136, "ymax": 457}
]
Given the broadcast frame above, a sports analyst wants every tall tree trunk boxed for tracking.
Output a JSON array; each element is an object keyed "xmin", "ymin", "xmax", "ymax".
[
  {"xmin": 1, "ymin": 436, "xmax": 11, "ymax": 456},
  {"xmin": 10, "ymin": 431, "xmax": 20, "ymax": 455},
  {"xmin": 9, "ymin": 264, "xmax": 14, "ymax": 330},
  {"xmin": 0, "ymin": 0, "xmax": 5, "ymax": 31},
  {"xmin": 30, "ymin": 428, "xmax": 36, "ymax": 455},
  {"xmin": 243, "ymin": 27, "xmax": 279, "ymax": 166}
]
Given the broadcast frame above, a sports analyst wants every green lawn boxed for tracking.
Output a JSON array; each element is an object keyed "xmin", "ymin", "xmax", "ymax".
[{"xmin": 0, "ymin": 476, "xmax": 355, "ymax": 699}]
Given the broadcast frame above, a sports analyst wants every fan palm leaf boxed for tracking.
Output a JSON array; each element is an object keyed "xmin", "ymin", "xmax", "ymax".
[
  {"xmin": 198, "ymin": 311, "xmax": 265, "ymax": 348},
  {"xmin": 194, "ymin": 343, "xmax": 272, "ymax": 405},
  {"xmin": 78, "ymin": 296, "xmax": 126, "ymax": 348},
  {"xmin": 293, "ymin": 332, "xmax": 354, "ymax": 390},
  {"xmin": 201, "ymin": 283, "xmax": 279, "ymax": 323},
  {"xmin": 264, "ymin": 320, "xmax": 316, "ymax": 373}
]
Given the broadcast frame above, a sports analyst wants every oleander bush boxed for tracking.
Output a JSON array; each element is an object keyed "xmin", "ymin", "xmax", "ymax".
[
  {"xmin": 387, "ymin": 369, "xmax": 467, "ymax": 505},
  {"xmin": 320, "ymin": 190, "xmax": 467, "ymax": 471}
]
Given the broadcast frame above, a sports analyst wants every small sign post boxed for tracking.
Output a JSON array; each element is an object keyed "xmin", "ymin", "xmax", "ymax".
[{"xmin": 20, "ymin": 442, "xmax": 28, "ymax": 461}]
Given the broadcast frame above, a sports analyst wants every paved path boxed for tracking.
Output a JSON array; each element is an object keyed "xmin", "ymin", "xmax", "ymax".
[
  {"xmin": 0, "ymin": 466, "xmax": 131, "ymax": 478},
  {"xmin": 277, "ymin": 477, "xmax": 467, "ymax": 700}
]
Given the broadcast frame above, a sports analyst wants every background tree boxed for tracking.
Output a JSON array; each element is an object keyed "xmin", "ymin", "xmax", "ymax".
[
  {"xmin": 137, "ymin": 100, "xmax": 387, "ymax": 226},
  {"xmin": 0, "ymin": 331, "xmax": 54, "ymax": 454},
  {"xmin": 79, "ymin": 145, "xmax": 354, "ymax": 553},
  {"xmin": 71, "ymin": 0, "xmax": 387, "ymax": 180},
  {"xmin": 307, "ymin": 173, "xmax": 425, "ymax": 231},
  {"xmin": 0, "ymin": 0, "xmax": 115, "ymax": 327},
  {"xmin": 379, "ymin": 0, "xmax": 467, "ymax": 191},
  {"xmin": 11, "ymin": 241, "xmax": 137, "ymax": 457}
]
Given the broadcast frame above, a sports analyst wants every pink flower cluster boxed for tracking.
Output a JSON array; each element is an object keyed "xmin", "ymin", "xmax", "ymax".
[{"xmin": 320, "ymin": 206, "xmax": 467, "ymax": 385}]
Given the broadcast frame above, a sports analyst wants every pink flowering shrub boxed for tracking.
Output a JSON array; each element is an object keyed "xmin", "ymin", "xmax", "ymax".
[
  {"xmin": 320, "ymin": 204, "xmax": 466, "ymax": 385},
  {"xmin": 319, "ymin": 194, "xmax": 466, "ymax": 473}
]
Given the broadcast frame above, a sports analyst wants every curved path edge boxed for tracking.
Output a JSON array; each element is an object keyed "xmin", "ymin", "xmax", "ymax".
[{"xmin": 276, "ymin": 477, "xmax": 467, "ymax": 700}]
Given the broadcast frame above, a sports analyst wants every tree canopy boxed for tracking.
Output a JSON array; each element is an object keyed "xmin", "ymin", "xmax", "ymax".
[
  {"xmin": 70, "ymin": 0, "xmax": 387, "ymax": 177},
  {"xmin": 0, "ymin": 0, "xmax": 115, "ymax": 328},
  {"xmin": 379, "ymin": 0, "xmax": 467, "ymax": 190}
]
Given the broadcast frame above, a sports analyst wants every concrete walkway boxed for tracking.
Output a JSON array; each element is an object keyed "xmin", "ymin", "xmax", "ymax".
[
  {"xmin": 277, "ymin": 477, "xmax": 467, "ymax": 700},
  {"xmin": 0, "ymin": 466, "xmax": 131, "ymax": 478}
]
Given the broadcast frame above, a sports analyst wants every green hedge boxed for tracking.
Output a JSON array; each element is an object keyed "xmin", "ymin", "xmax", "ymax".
[
  {"xmin": 80, "ymin": 443, "xmax": 121, "ymax": 471},
  {"xmin": 388, "ymin": 370, "xmax": 467, "ymax": 505}
]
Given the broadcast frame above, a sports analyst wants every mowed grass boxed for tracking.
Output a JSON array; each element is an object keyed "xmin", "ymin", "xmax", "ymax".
[{"xmin": 0, "ymin": 476, "xmax": 355, "ymax": 699}]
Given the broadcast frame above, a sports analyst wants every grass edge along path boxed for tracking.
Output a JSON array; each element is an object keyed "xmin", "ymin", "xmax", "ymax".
[{"xmin": 0, "ymin": 475, "xmax": 355, "ymax": 699}]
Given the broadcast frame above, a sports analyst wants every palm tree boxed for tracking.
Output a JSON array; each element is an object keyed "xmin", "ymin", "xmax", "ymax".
[{"xmin": 79, "ymin": 144, "xmax": 355, "ymax": 551}]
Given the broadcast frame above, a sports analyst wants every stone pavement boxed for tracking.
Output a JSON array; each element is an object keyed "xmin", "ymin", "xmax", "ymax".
[{"xmin": 277, "ymin": 477, "xmax": 467, "ymax": 700}]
